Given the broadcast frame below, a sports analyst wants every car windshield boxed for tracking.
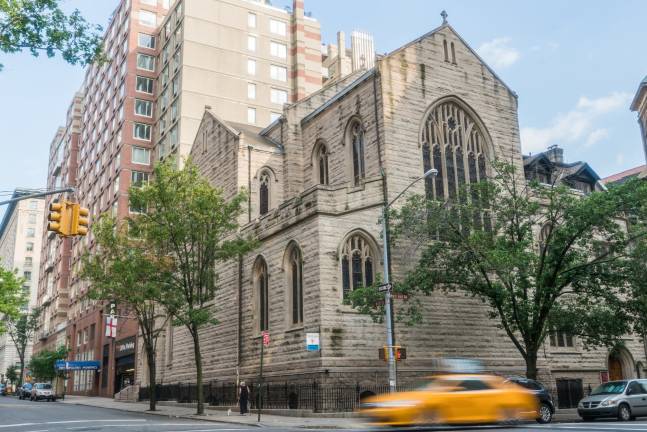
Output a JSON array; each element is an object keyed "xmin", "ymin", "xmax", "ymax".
[
  {"xmin": 36, "ymin": 383, "xmax": 52, "ymax": 389},
  {"xmin": 23, "ymin": 383, "xmax": 32, "ymax": 389},
  {"xmin": 591, "ymin": 381, "xmax": 627, "ymax": 395}
]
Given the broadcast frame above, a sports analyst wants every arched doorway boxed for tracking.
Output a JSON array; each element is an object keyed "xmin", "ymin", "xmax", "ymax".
[{"xmin": 608, "ymin": 347, "xmax": 636, "ymax": 381}]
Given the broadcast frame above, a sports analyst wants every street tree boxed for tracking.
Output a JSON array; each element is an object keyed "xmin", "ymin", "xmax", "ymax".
[
  {"xmin": 349, "ymin": 161, "xmax": 647, "ymax": 379},
  {"xmin": 4, "ymin": 306, "xmax": 40, "ymax": 386},
  {"xmin": 0, "ymin": 261, "xmax": 23, "ymax": 331},
  {"xmin": 5, "ymin": 364, "xmax": 18, "ymax": 384},
  {"xmin": 129, "ymin": 159, "xmax": 256, "ymax": 415},
  {"xmin": 28, "ymin": 345, "xmax": 68, "ymax": 381},
  {"xmin": 622, "ymin": 234, "xmax": 647, "ymax": 363},
  {"xmin": 0, "ymin": 0, "xmax": 104, "ymax": 71},
  {"xmin": 80, "ymin": 214, "xmax": 172, "ymax": 411}
]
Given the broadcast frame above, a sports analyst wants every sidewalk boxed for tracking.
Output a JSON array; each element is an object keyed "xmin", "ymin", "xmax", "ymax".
[{"xmin": 60, "ymin": 396, "xmax": 365, "ymax": 429}]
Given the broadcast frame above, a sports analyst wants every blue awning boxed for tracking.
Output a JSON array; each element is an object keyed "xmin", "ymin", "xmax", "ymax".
[{"xmin": 55, "ymin": 360, "xmax": 101, "ymax": 371}]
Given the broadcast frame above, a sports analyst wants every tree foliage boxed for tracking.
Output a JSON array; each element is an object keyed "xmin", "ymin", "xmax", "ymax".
[
  {"xmin": 5, "ymin": 364, "xmax": 18, "ymax": 383},
  {"xmin": 349, "ymin": 161, "xmax": 647, "ymax": 379},
  {"xmin": 28, "ymin": 345, "xmax": 68, "ymax": 381},
  {"xmin": 129, "ymin": 159, "xmax": 256, "ymax": 415},
  {"xmin": 80, "ymin": 214, "xmax": 172, "ymax": 411},
  {"xmin": 0, "ymin": 260, "xmax": 23, "ymax": 332},
  {"xmin": 4, "ymin": 306, "xmax": 40, "ymax": 386},
  {"xmin": 0, "ymin": 0, "xmax": 104, "ymax": 71}
]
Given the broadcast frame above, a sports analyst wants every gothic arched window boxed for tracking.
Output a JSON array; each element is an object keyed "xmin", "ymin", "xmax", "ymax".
[
  {"xmin": 421, "ymin": 99, "xmax": 489, "ymax": 201},
  {"xmin": 285, "ymin": 243, "xmax": 304, "ymax": 325},
  {"xmin": 348, "ymin": 120, "xmax": 365, "ymax": 186},
  {"xmin": 340, "ymin": 232, "xmax": 375, "ymax": 298},
  {"xmin": 254, "ymin": 257, "xmax": 269, "ymax": 332},
  {"xmin": 259, "ymin": 171, "xmax": 270, "ymax": 216},
  {"xmin": 313, "ymin": 141, "xmax": 329, "ymax": 185}
]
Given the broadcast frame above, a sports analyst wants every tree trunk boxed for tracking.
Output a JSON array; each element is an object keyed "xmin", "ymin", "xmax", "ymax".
[
  {"xmin": 525, "ymin": 349, "xmax": 538, "ymax": 380},
  {"xmin": 18, "ymin": 355, "xmax": 25, "ymax": 386},
  {"xmin": 146, "ymin": 343, "xmax": 157, "ymax": 411},
  {"xmin": 192, "ymin": 328, "xmax": 204, "ymax": 415}
]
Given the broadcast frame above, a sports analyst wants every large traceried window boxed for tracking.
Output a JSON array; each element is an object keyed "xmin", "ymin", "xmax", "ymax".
[
  {"xmin": 341, "ymin": 232, "xmax": 375, "ymax": 298},
  {"xmin": 421, "ymin": 99, "xmax": 488, "ymax": 201},
  {"xmin": 285, "ymin": 243, "xmax": 304, "ymax": 325},
  {"xmin": 259, "ymin": 170, "xmax": 270, "ymax": 216},
  {"xmin": 255, "ymin": 257, "xmax": 269, "ymax": 332},
  {"xmin": 347, "ymin": 120, "xmax": 365, "ymax": 186}
]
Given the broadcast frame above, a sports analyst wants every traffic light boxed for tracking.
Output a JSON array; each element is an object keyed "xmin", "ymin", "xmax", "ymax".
[
  {"xmin": 379, "ymin": 346, "xmax": 406, "ymax": 362},
  {"xmin": 47, "ymin": 201, "xmax": 71, "ymax": 236},
  {"xmin": 71, "ymin": 204, "xmax": 90, "ymax": 236}
]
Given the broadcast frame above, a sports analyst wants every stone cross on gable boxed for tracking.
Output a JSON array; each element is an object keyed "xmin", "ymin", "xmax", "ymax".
[{"xmin": 441, "ymin": 10, "xmax": 448, "ymax": 24}]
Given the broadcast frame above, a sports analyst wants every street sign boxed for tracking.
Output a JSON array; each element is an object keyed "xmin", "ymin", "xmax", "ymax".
[
  {"xmin": 392, "ymin": 293, "xmax": 409, "ymax": 300},
  {"xmin": 378, "ymin": 283, "xmax": 392, "ymax": 292},
  {"xmin": 262, "ymin": 330, "xmax": 270, "ymax": 346},
  {"xmin": 306, "ymin": 333, "xmax": 320, "ymax": 351}
]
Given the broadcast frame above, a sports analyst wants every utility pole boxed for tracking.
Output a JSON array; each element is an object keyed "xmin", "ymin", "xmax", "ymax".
[{"xmin": 0, "ymin": 187, "xmax": 75, "ymax": 207}]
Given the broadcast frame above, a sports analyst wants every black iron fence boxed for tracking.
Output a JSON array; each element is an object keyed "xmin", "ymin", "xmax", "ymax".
[{"xmin": 139, "ymin": 381, "xmax": 418, "ymax": 412}]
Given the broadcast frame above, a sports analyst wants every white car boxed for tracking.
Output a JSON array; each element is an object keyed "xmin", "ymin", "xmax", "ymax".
[{"xmin": 30, "ymin": 383, "xmax": 55, "ymax": 402}]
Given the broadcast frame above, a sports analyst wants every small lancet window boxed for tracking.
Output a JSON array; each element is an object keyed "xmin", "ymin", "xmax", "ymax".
[
  {"xmin": 259, "ymin": 171, "xmax": 270, "ymax": 215},
  {"xmin": 443, "ymin": 39, "xmax": 449, "ymax": 62},
  {"xmin": 450, "ymin": 41, "xmax": 457, "ymax": 64}
]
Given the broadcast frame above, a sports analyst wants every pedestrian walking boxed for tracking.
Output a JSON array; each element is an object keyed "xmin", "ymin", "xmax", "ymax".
[{"xmin": 238, "ymin": 381, "xmax": 250, "ymax": 415}]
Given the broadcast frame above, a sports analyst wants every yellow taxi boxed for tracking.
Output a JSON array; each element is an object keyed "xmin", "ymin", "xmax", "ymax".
[{"xmin": 360, "ymin": 374, "xmax": 538, "ymax": 427}]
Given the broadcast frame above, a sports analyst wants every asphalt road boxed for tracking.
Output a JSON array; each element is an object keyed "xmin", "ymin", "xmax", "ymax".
[{"xmin": 4, "ymin": 396, "xmax": 647, "ymax": 431}]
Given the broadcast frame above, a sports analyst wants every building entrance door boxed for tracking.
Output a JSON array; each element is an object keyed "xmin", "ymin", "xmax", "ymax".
[{"xmin": 609, "ymin": 354, "xmax": 623, "ymax": 381}]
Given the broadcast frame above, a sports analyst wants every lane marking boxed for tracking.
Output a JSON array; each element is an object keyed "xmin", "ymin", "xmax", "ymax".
[{"xmin": 0, "ymin": 420, "xmax": 147, "ymax": 429}]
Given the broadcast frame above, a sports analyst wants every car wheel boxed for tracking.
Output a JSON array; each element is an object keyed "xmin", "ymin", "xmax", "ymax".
[
  {"xmin": 536, "ymin": 403, "xmax": 553, "ymax": 424},
  {"xmin": 618, "ymin": 404, "xmax": 632, "ymax": 422}
]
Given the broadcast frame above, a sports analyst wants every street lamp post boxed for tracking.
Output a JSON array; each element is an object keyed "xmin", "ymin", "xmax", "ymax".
[{"xmin": 382, "ymin": 168, "xmax": 438, "ymax": 394}]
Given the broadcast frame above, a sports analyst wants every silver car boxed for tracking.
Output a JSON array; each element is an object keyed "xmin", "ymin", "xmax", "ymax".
[{"xmin": 578, "ymin": 380, "xmax": 647, "ymax": 421}]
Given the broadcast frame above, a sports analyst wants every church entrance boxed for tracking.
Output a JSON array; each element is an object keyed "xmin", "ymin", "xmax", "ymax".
[{"xmin": 608, "ymin": 347, "xmax": 635, "ymax": 381}]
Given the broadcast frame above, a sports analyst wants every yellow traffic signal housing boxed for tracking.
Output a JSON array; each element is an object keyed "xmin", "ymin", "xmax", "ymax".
[
  {"xmin": 47, "ymin": 202, "xmax": 71, "ymax": 236},
  {"xmin": 70, "ymin": 204, "xmax": 90, "ymax": 236}
]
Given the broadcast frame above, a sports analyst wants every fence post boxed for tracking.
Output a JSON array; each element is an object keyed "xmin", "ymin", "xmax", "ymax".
[{"xmin": 313, "ymin": 380, "xmax": 319, "ymax": 413}]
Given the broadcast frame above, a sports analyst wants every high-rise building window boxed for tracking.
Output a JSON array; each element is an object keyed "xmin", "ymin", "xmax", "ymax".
[
  {"xmin": 247, "ymin": 107, "xmax": 256, "ymax": 125},
  {"xmin": 270, "ymin": 112, "xmax": 281, "ymax": 122},
  {"xmin": 139, "ymin": 10, "xmax": 157, "ymax": 27},
  {"xmin": 28, "ymin": 213, "xmax": 37, "ymax": 224},
  {"xmin": 133, "ymin": 123, "xmax": 152, "ymax": 141},
  {"xmin": 132, "ymin": 146, "xmax": 151, "ymax": 165},
  {"xmin": 136, "ymin": 76, "xmax": 154, "ymax": 94},
  {"xmin": 247, "ymin": 83, "xmax": 256, "ymax": 100},
  {"xmin": 169, "ymin": 125, "xmax": 178, "ymax": 147},
  {"xmin": 270, "ymin": 65, "xmax": 287, "ymax": 82},
  {"xmin": 24, "ymin": 257, "xmax": 32, "ymax": 267},
  {"xmin": 270, "ymin": 19, "xmax": 286, "ymax": 36},
  {"xmin": 131, "ymin": 171, "xmax": 150, "ymax": 187},
  {"xmin": 136, "ymin": 53, "xmax": 155, "ymax": 71},
  {"xmin": 23, "ymin": 271, "xmax": 31, "ymax": 281},
  {"xmin": 248, "ymin": 13, "xmax": 256, "ymax": 28},
  {"xmin": 26, "ymin": 242, "xmax": 34, "ymax": 252},
  {"xmin": 247, "ymin": 35, "xmax": 257, "ymax": 52},
  {"xmin": 29, "ymin": 200, "xmax": 38, "ymax": 209},
  {"xmin": 26, "ymin": 228, "xmax": 35, "ymax": 237},
  {"xmin": 138, "ymin": 33, "xmax": 156, "ymax": 49},
  {"xmin": 135, "ymin": 99, "xmax": 153, "ymax": 117},
  {"xmin": 270, "ymin": 41, "xmax": 287, "ymax": 59},
  {"xmin": 247, "ymin": 59, "xmax": 256, "ymax": 75},
  {"xmin": 270, "ymin": 88, "xmax": 288, "ymax": 105}
]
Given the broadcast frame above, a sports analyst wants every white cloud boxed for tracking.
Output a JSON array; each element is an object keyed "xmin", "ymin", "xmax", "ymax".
[
  {"xmin": 520, "ymin": 92, "xmax": 632, "ymax": 153},
  {"xmin": 584, "ymin": 128, "xmax": 609, "ymax": 147},
  {"xmin": 477, "ymin": 37, "xmax": 520, "ymax": 69}
]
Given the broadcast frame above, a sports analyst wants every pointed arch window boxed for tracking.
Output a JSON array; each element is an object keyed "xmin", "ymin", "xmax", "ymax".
[
  {"xmin": 259, "ymin": 171, "xmax": 270, "ymax": 215},
  {"xmin": 421, "ymin": 100, "xmax": 489, "ymax": 201},
  {"xmin": 255, "ymin": 257, "xmax": 269, "ymax": 332},
  {"xmin": 348, "ymin": 121, "xmax": 365, "ymax": 186},
  {"xmin": 286, "ymin": 244, "xmax": 304, "ymax": 325},
  {"xmin": 340, "ymin": 233, "xmax": 375, "ymax": 298},
  {"xmin": 314, "ymin": 141, "xmax": 329, "ymax": 185}
]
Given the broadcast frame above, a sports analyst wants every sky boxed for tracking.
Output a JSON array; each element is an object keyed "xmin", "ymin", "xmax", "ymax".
[{"xmin": 1, "ymin": 0, "xmax": 646, "ymax": 210}]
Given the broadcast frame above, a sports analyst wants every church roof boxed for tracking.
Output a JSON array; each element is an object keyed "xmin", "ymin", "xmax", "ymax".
[
  {"xmin": 601, "ymin": 164, "xmax": 647, "ymax": 185},
  {"xmin": 523, "ymin": 152, "xmax": 601, "ymax": 182},
  {"xmin": 228, "ymin": 121, "xmax": 282, "ymax": 149}
]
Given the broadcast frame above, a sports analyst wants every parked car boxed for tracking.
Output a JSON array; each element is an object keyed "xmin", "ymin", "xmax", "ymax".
[
  {"xmin": 30, "ymin": 383, "xmax": 55, "ymax": 402},
  {"xmin": 360, "ymin": 374, "xmax": 538, "ymax": 427},
  {"xmin": 578, "ymin": 379, "xmax": 647, "ymax": 421},
  {"xmin": 506, "ymin": 376, "xmax": 555, "ymax": 423},
  {"xmin": 0, "ymin": 384, "xmax": 5, "ymax": 396},
  {"xmin": 17, "ymin": 383, "xmax": 32, "ymax": 400}
]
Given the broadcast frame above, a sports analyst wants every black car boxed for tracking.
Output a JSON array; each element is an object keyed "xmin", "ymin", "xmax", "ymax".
[
  {"xmin": 507, "ymin": 376, "xmax": 555, "ymax": 423},
  {"xmin": 17, "ymin": 383, "xmax": 33, "ymax": 400}
]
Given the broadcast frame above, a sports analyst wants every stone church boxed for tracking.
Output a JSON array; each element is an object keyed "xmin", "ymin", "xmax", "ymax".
[{"xmin": 147, "ymin": 18, "xmax": 647, "ymax": 407}]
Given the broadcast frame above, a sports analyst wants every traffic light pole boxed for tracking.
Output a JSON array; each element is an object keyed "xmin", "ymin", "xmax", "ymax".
[{"xmin": 0, "ymin": 187, "xmax": 75, "ymax": 207}]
